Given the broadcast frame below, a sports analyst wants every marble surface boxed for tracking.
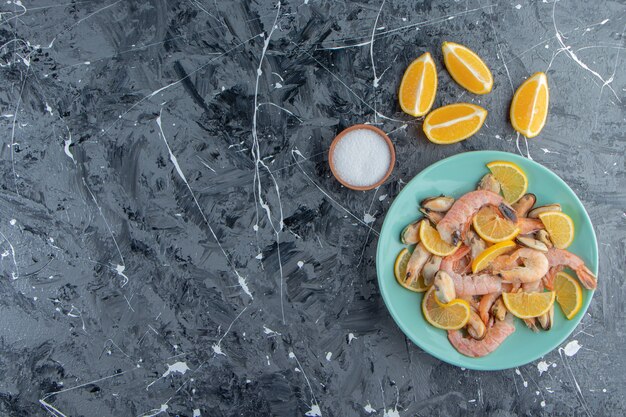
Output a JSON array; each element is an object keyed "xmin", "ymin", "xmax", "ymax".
[{"xmin": 0, "ymin": 0, "xmax": 624, "ymax": 416}]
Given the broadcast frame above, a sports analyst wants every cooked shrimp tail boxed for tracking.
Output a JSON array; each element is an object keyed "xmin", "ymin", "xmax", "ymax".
[
  {"xmin": 478, "ymin": 292, "xmax": 500, "ymax": 325},
  {"xmin": 518, "ymin": 218, "xmax": 545, "ymax": 234},
  {"xmin": 447, "ymin": 314, "xmax": 515, "ymax": 357},
  {"xmin": 545, "ymin": 248, "xmax": 597, "ymax": 290}
]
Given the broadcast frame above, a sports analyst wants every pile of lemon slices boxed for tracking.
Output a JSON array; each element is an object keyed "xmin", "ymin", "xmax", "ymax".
[{"xmin": 398, "ymin": 42, "xmax": 549, "ymax": 143}]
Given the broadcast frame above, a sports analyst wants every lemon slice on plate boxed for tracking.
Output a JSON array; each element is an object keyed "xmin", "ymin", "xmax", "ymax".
[
  {"xmin": 471, "ymin": 240, "xmax": 517, "ymax": 273},
  {"xmin": 394, "ymin": 248, "xmax": 428, "ymax": 292},
  {"xmin": 422, "ymin": 286, "xmax": 471, "ymax": 330},
  {"xmin": 420, "ymin": 220, "xmax": 460, "ymax": 256},
  {"xmin": 554, "ymin": 271, "xmax": 583, "ymax": 319},
  {"xmin": 486, "ymin": 160, "xmax": 528, "ymax": 204},
  {"xmin": 538, "ymin": 211, "xmax": 575, "ymax": 249},
  {"xmin": 502, "ymin": 291, "xmax": 556, "ymax": 319},
  {"xmin": 472, "ymin": 205, "xmax": 520, "ymax": 243}
]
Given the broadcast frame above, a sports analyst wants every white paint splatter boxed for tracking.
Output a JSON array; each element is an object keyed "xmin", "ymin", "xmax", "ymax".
[
  {"xmin": 364, "ymin": 403, "xmax": 376, "ymax": 413},
  {"xmin": 146, "ymin": 361, "xmax": 190, "ymax": 390},
  {"xmin": 305, "ymin": 404, "xmax": 322, "ymax": 416},
  {"xmin": 193, "ymin": 409, "xmax": 201, "ymax": 417},
  {"xmin": 383, "ymin": 408, "xmax": 400, "ymax": 417},
  {"xmin": 115, "ymin": 264, "xmax": 129, "ymax": 287},
  {"xmin": 162, "ymin": 362, "xmax": 189, "ymax": 378},
  {"xmin": 348, "ymin": 333, "xmax": 357, "ymax": 343},
  {"xmin": 212, "ymin": 344, "xmax": 224, "ymax": 355},
  {"xmin": 537, "ymin": 361, "xmax": 550, "ymax": 375},
  {"xmin": 563, "ymin": 340, "xmax": 582, "ymax": 356},
  {"xmin": 289, "ymin": 352, "xmax": 296, "ymax": 359},
  {"xmin": 141, "ymin": 403, "xmax": 168, "ymax": 417},
  {"xmin": 364, "ymin": 213, "xmax": 376, "ymax": 224},
  {"xmin": 540, "ymin": 400, "xmax": 546, "ymax": 407},
  {"xmin": 263, "ymin": 325, "xmax": 281, "ymax": 336},
  {"xmin": 275, "ymin": 82, "xmax": 283, "ymax": 89},
  {"xmin": 255, "ymin": 253, "xmax": 263, "ymax": 260},
  {"xmin": 45, "ymin": 103, "xmax": 53, "ymax": 115},
  {"xmin": 9, "ymin": 219, "xmax": 16, "ymax": 226},
  {"xmin": 157, "ymin": 111, "xmax": 252, "ymax": 298},
  {"xmin": 515, "ymin": 4, "xmax": 522, "ymax": 9},
  {"xmin": 378, "ymin": 194, "xmax": 387, "ymax": 201},
  {"xmin": 325, "ymin": 352, "xmax": 332, "ymax": 361}
]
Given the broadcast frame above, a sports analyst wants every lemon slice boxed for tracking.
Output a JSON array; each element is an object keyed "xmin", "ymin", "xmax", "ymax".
[
  {"xmin": 442, "ymin": 41, "xmax": 494, "ymax": 95},
  {"xmin": 486, "ymin": 161, "xmax": 528, "ymax": 204},
  {"xmin": 422, "ymin": 286, "xmax": 471, "ymax": 330},
  {"xmin": 471, "ymin": 240, "xmax": 517, "ymax": 273},
  {"xmin": 502, "ymin": 291, "xmax": 556, "ymax": 319},
  {"xmin": 398, "ymin": 52, "xmax": 438, "ymax": 117},
  {"xmin": 420, "ymin": 220, "xmax": 460, "ymax": 256},
  {"xmin": 472, "ymin": 205, "xmax": 520, "ymax": 243},
  {"xmin": 423, "ymin": 103, "xmax": 487, "ymax": 145},
  {"xmin": 554, "ymin": 271, "xmax": 583, "ymax": 319},
  {"xmin": 510, "ymin": 72, "xmax": 549, "ymax": 138},
  {"xmin": 538, "ymin": 211, "xmax": 575, "ymax": 249},
  {"xmin": 394, "ymin": 248, "xmax": 428, "ymax": 292}
]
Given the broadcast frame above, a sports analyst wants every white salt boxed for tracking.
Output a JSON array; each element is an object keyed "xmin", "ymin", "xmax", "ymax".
[{"xmin": 333, "ymin": 129, "xmax": 391, "ymax": 187}]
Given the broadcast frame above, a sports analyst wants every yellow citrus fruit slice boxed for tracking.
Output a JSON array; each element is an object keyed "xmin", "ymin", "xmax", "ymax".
[
  {"xmin": 538, "ymin": 211, "xmax": 575, "ymax": 249},
  {"xmin": 472, "ymin": 205, "xmax": 520, "ymax": 243},
  {"xmin": 398, "ymin": 52, "xmax": 438, "ymax": 117},
  {"xmin": 502, "ymin": 291, "xmax": 556, "ymax": 319},
  {"xmin": 419, "ymin": 220, "xmax": 460, "ymax": 256},
  {"xmin": 486, "ymin": 160, "xmax": 528, "ymax": 204},
  {"xmin": 510, "ymin": 72, "xmax": 549, "ymax": 138},
  {"xmin": 471, "ymin": 240, "xmax": 517, "ymax": 273},
  {"xmin": 442, "ymin": 41, "xmax": 493, "ymax": 95},
  {"xmin": 422, "ymin": 286, "xmax": 471, "ymax": 330},
  {"xmin": 423, "ymin": 103, "xmax": 487, "ymax": 144},
  {"xmin": 554, "ymin": 271, "xmax": 583, "ymax": 319},
  {"xmin": 394, "ymin": 248, "xmax": 428, "ymax": 292}
]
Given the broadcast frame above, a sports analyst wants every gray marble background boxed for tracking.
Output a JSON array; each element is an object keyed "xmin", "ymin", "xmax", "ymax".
[{"xmin": 0, "ymin": 0, "xmax": 624, "ymax": 416}]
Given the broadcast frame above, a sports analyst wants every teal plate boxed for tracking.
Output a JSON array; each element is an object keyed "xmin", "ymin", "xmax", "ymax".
[{"xmin": 376, "ymin": 151, "xmax": 598, "ymax": 371}]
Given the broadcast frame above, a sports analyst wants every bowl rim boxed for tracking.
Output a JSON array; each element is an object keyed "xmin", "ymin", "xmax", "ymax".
[
  {"xmin": 375, "ymin": 150, "xmax": 598, "ymax": 371},
  {"xmin": 328, "ymin": 124, "xmax": 396, "ymax": 191}
]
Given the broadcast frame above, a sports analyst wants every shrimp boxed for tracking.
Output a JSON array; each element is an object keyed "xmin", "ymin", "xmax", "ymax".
[
  {"xmin": 478, "ymin": 292, "xmax": 500, "ymax": 325},
  {"xmin": 441, "ymin": 245, "xmax": 502, "ymax": 296},
  {"xmin": 543, "ymin": 248, "xmax": 597, "ymax": 290},
  {"xmin": 437, "ymin": 190, "xmax": 517, "ymax": 245},
  {"xmin": 449, "ymin": 272, "xmax": 503, "ymax": 297},
  {"xmin": 518, "ymin": 218, "xmax": 544, "ymax": 234},
  {"xmin": 512, "ymin": 193, "xmax": 536, "ymax": 217},
  {"xmin": 494, "ymin": 248, "xmax": 549, "ymax": 283},
  {"xmin": 405, "ymin": 242, "xmax": 430, "ymax": 286},
  {"xmin": 440, "ymin": 245, "xmax": 470, "ymax": 273},
  {"xmin": 448, "ymin": 314, "xmax": 516, "ymax": 358}
]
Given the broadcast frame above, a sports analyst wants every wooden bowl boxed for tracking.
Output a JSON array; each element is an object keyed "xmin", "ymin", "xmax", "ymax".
[{"xmin": 328, "ymin": 124, "xmax": 396, "ymax": 191}]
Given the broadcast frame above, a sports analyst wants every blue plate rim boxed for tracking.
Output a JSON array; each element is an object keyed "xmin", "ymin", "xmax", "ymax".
[{"xmin": 375, "ymin": 150, "xmax": 598, "ymax": 371}]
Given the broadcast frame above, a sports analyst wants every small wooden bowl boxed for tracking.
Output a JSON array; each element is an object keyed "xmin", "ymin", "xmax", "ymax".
[{"xmin": 328, "ymin": 124, "xmax": 396, "ymax": 191}]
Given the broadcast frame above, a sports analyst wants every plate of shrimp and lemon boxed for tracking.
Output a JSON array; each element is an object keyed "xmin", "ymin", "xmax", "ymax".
[{"xmin": 376, "ymin": 151, "xmax": 597, "ymax": 370}]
